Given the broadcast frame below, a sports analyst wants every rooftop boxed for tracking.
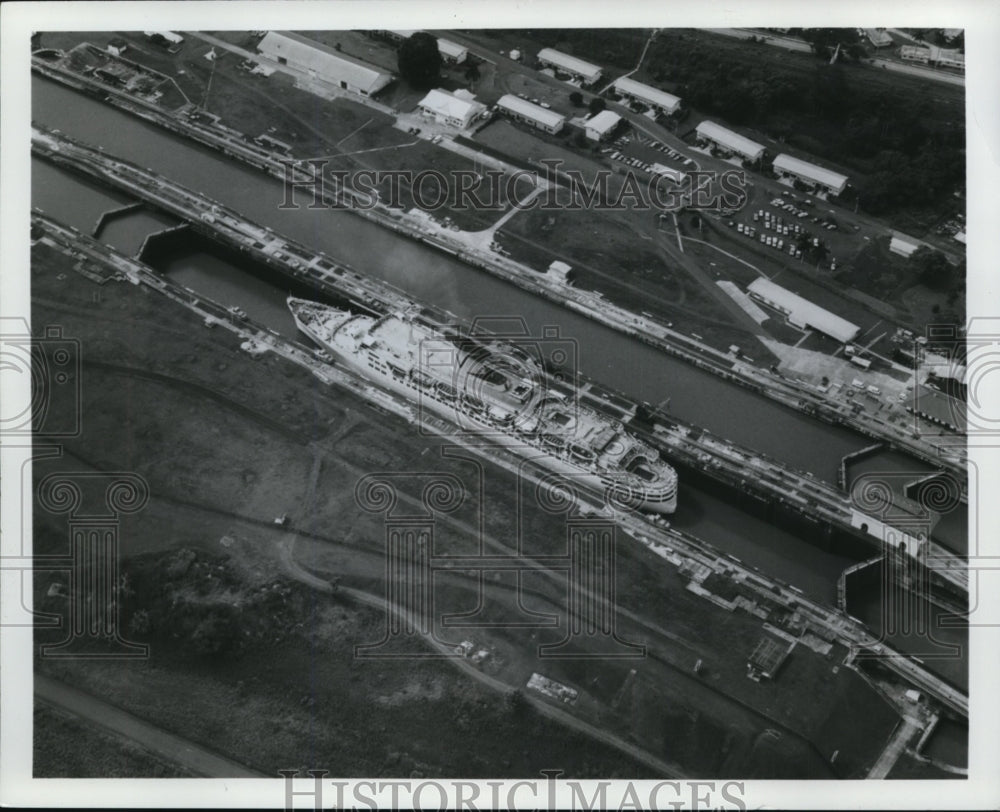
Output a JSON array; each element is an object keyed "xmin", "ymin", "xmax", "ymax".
[
  {"xmin": 695, "ymin": 120, "xmax": 765, "ymax": 160},
  {"xmin": 437, "ymin": 38, "xmax": 468, "ymax": 60},
  {"xmin": 585, "ymin": 110, "xmax": 622, "ymax": 136},
  {"xmin": 612, "ymin": 76, "xmax": 681, "ymax": 113},
  {"xmin": 772, "ymin": 153, "xmax": 848, "ymax": 193},
  {"xmin": 748, "ymin": 277, "xmax": 860, "ymax": 344},
  {"xmin": 258, "ymin": 31, "xmax": 393, "ymax": 95},
  {"xmin": 418, "ymin": 88, "xmax": 485, "ymax": 124},
  {"xmin": 536, "ymin": 48, "xmax": 602, "ymax": 81},
  {"xmin": 496, "ymin": 94, "xmax": 567, "ymax": 129}
]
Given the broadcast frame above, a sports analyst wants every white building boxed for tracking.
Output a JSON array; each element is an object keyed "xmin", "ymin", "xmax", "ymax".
[
  {"xmin": 772, "ymin": 153, "xmax": 848, "ymax": 196},
  {"xmin": 437, "ymin": 38, "xmax": 468, "ymax": 65},
  {"xmin": 935, "ymin": 48, "xmax": 965, "ymax": 70},
  {"xmin": 106, "ymin": 38, "xmax": 128, "ymax": 57},
  {"xmin": 748, "ymin": 278, "xmax": 860, "ymax": 343},
  {"xmin": 417, "ymin": 88, "xmax": 486, "ymax": 129},
  {"xmin": 650, "ymin": 164, "xmax": 686, "ymax": 184},
  {"xmin": 865, "ymin": 28, "xmax": 893, "ymax": 48},
  {"xmin": 584, "ymin": 110, "xmax": 622, "ymax": 141},
  {"xmin": 496, "ymin": 95, "xmax": 566, "ymax": 134},
  {"xmin": 258, "ymin": 31, "xmax": 394, "ymax": 96},
  {"xmin": 143, "ymin": 31, "xmax": 184, "ymax": 52},
  {"xmin": 900, "ymin": 45, "xmax": 932, "ymax": 64},
  {"xmin": 612, "ymin": 77, "xmax": 681, "ymax": 115},
  {"xmin": 536, "ymin": 48, "xmax": 602, "ymax": 85},
  {"xmin": 695, "ymin": 120, "xmax": 765, "ymax": 163},
  {"xmin": 890, "ymin": 235, "xmax": 920, "ymax": 258},
  {"xmin": 901, "ymin": 44, "xmax": 964, "ymax": 70}
]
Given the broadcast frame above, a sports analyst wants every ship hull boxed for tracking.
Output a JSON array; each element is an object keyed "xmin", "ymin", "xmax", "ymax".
[{"xmin": 291, "ymin": 308, "xmax": 676, "ymax": 514}]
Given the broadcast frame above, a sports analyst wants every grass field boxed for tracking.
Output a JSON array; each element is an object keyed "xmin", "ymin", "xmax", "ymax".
[{"xmin": 34, "ymin": 703, "xmax": 193, "ymax": 778}]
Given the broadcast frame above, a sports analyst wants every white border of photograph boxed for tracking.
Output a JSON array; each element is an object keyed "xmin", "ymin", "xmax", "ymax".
[{"xmin": 2, "ymin": 0, "xmax": 998, "ymax": 808}]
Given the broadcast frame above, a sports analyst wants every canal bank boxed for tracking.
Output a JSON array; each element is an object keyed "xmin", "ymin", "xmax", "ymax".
[
  {"xmin": 32, "ymin": 74, "xmax": 897, "ymax": 487},
  {"xmin": 31, "ymin": 207, "xmax": 968, "ymax": 714},
  {"xmin": 32, "ymin": 154, "xmax": 960, "ymax": 615}
]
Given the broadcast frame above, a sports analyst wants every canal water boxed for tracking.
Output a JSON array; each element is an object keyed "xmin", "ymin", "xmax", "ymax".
[
  {"xmin": 29, "ymin": 73, "xmax": 970, "ymax": 678},
  {"xmin": 32, "ymin": 155, "xmax": 859, "ymax": 603},
  {"xmin": 32, "ymin": 75, "xmax": 881, "ymax": 485},
  {"xmin": 846, "ymin": 450, "xmax": 968, "ymax": 555}
]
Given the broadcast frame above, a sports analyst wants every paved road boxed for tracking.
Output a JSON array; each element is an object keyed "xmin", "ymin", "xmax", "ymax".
[
  {"xmin": 35, "ymin": 673, "xmax": 266, "ymax": 777},
  {"xmin": 869, "ymin": 58, "xmax": 965, "ymax": 88},
  {"xmin": 704, "ymin": 28, "xmax": 813, "ymax": 53}
]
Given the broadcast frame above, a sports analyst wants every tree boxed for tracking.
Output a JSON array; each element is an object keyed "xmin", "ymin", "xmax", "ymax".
[
  {"xmin": 569, "ymin": 90, "xmax": 584, "ymax": 107},
  {"xmin": 799, "ymin": 28, "xmax": 859, "ymax": 57},
  {"xmin": 908, "ymin": 246, "xmax": 954, "ymax": 291},
  {"xmin": 587, "ymin": 97, "xmax": 606, "ymax": 116},
  {"xmin": 398, "ymin": 32, "xmax": 442, "ymax": 90},
  {"xmin": 464, "ymin": 63, "xmax": 481, "ymax": 83}
]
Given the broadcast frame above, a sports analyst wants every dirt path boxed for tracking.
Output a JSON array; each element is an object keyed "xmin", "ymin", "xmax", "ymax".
[{"xmin": 273, "ymin": 542, "xmax": 686, "ymax": 778}]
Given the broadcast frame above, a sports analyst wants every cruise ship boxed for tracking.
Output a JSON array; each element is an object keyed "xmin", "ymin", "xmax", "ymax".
[{"xmin": 288, "ymin": 297, "xmax": 678, "ymax": 513}]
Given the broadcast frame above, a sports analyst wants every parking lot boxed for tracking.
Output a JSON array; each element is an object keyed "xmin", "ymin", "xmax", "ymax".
[
  {"xmin": 605, "ymin": 131, "xmax": 697, "ymax": 177},
  {"xmin": 724, "ymin": 190, "xmax": 848, "ymax": 268}
]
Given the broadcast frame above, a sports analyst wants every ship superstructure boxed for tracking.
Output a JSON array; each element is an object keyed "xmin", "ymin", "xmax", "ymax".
[{"xmin": 289, "ymin": 297, "xmax": 678, "ymax": 513}]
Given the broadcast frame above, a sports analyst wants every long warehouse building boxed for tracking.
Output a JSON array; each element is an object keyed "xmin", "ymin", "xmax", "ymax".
[
  {"xmin": 495, "ymin": 94, "xmax": 566, "ymax": 133},
  {"xmin": 536, "ymin": 48, "xmax": 602, "ymax": 85},
  {"xmin": 612, "ymin": 76, "xmax": 682, "ymax": 115},
  {"xmin": 258, "ymin": 31, "xmax": 394, "ymax": 96},
  {"xmin": 772, "ymin": 153, "xmax": 849, "ymax": 196},
  {"xmin": 748, "ymin": 278, "xmax": 860, "ymax": 344},
  {"xmin": 695, "ymin": 120, "xmax": 765, "ymax": 162}
]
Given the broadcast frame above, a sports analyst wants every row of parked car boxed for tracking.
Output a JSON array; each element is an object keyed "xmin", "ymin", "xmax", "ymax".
[
  {"xmin": 640, "ymin": 136, "xmax": 695, "ymax": 167},
  {"xmin": 514, "ymin": 92, "xmax": 552, "ymax": 109},
  {"xmin": 755, "ymin": 208, "xmax": 804, "ymax": 237},
  {"xmin": 730, "ymin": 221, "xmax": 803, "ymax": 259},
  {"xmin": 606, "ymin": 150, "xmax": 654, "ymax": 173},
  {"xmin": 771, "ymin": 197, "xmax": 839, "ymax": 230}
]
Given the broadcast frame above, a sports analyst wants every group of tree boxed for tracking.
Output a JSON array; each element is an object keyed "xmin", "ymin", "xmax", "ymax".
[
  {"xmin": 791, "ymin": 27, "xmax": 865, "ymax": 61},
  {"xmin": 641, "ymin": 30, "xmax": 964, "ymax": 219},
  {"xmin": 505, "ymin": 28, "xmax": 647, "ymax": 71},
  {"xmin": 397, "ymin": 32, "xmax": 442, "ymax": 90},
  {"xmin": 908, "ymin": 245, "xmax": 962, "ymax": 293}
]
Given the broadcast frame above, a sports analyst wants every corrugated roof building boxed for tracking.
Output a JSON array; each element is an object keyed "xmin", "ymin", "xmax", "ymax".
[
  {"xmin": 612, "ymin": 77, "xmax": 681, "ymax": 114},
  {"xmin": 496, "ymin": 95, "xmax": 566, "ymax": 133},
  {"xmin": 536, "ymin": 48, "xmax": 602, "ymax": 85},
  {"xmin": 258, "ymin": 31, "xmax": 394, "ymax": 96},
  {"xmin": 773, "ymin": 153, "xmax": 849, "ymax": 195},
  {"xmin": 748, "ymin": 277, "xmax": 860, "ymax": 343},
  {"xmin": 695, "ymin": 120, "xmax": 765, "ymax": 162}
]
